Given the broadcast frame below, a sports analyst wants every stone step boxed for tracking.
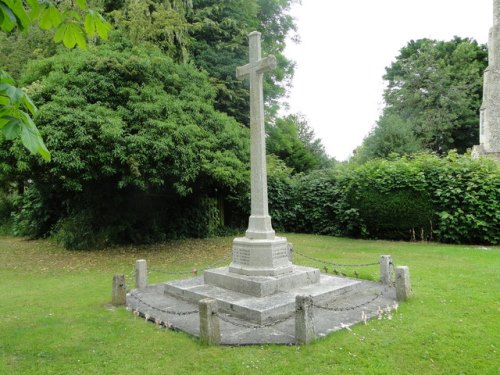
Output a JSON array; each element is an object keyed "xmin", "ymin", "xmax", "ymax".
[{"xmin": 164, "ymin": 273, "xmax": 366, "ymax": 324}]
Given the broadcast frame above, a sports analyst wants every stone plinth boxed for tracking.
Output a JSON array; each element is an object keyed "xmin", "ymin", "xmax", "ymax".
[
  {"xmin": 204, "ymin": 265, "xmax": 320, "ymax": 297},
  {"xmin": 164, "ymin": 273, "xmax": 361, "ymax": 324},
  {"xmin": 229, "ymin": 236, "xmax": 293, "ymax": 276}
]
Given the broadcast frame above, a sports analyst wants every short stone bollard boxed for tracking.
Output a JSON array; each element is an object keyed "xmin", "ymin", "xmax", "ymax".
[
  {"xmin": 380, "ymin": 255, "xmax": 392, "ymax": 285},
  {"xmin": 112, "ymin": 274, "xmax": 127, "ymax": 306},
  {"xmin": 135, "ymin": 259, "xmax": 147, "ymax": 289},
  {"xmin": 199, "ymin": 299, "xmax": 220, "ymax": 345},
  {"xmin": 295, "ymin": 295, "xmax": 315, "ymax": 345},
  {"xmin": 396, "ymin": 266, "xmax": 411, "ymax": 301}
]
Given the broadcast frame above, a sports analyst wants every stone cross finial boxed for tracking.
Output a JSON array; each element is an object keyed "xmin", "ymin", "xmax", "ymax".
[{"xmin": 236, "ymin": 31, "xmax": 277, "ymax": 240}]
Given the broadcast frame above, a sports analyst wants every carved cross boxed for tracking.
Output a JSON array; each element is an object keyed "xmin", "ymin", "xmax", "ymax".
[{"xmin": 236, "ymin": 31, "xmax": 277, "ymax": 240}]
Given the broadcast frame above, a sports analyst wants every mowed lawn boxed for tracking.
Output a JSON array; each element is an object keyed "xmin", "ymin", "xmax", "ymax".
[{"xmin": 0, "ymin": 234, "xmax": 498, "ymax": 375}]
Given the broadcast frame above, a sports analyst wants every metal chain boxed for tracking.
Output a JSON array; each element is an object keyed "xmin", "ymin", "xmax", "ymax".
[
  {"xmin": 293, "ymin": 250, "xmax": 380, "ymax": 267},
  {"xmin": 216, "ymin": 312, "xmax": 293, "ymax": 329},
  {"xmin": 313, "ymin": 291, "xmax": 383, "ymax": 312},
  {"xmin": 149, "ymin": 252, "xmax": 232, "ymax": 276},
  {"xmin": 128, "ymin": 292, "xmax": 198, "ymax": 316}
]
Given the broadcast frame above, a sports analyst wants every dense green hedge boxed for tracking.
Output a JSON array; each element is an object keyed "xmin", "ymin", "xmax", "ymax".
[{"xmin": 269, "ymin": 153, "xmax": 499, "ymax": 245}]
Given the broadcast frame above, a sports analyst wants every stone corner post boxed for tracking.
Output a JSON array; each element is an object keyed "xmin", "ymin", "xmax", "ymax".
[
  {"xmin": 395, "ymin": 266, "xmax": 411, "ymax": 301},
  {"xmin": 135, "ymin": 259, "xmax": 147, "ymax": 289},
  {"xmin": 112, "ymin": 274, "xmax": 127, "ymax": 306},
  {"xmin": 295, "ymin": 295, "xmax": 315, "ymax": 345},
  {"xmin": 199, "ymin": 298, "xmax": 220, "ymax": 346},
  {"xmin": 380, "ymin": 255, "xmax": 392, "ymax": 285}
]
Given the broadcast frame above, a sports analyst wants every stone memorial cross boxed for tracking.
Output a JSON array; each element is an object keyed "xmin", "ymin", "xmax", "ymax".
[{"xmin": 236, "ymin": 31, "xmax": 277, "ymax": 240}]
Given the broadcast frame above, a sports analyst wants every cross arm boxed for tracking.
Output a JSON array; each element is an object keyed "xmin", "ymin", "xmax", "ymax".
[{"xmin": 236, "ymin": 55, "xmax": 277, "ymax": 80}]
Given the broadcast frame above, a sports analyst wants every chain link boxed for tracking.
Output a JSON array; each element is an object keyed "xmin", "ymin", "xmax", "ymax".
[
  {"xmin": 216, "ymin": 312, "xmax": 293, "ymax": 329},
  {"xmin": 313, "ymin": 291, "xmax": 383, "ymax": 312},
  {"xmin": 128, "ymin": 292, "xmax": 198, "ymax": 316},
  {"xmin": 293, "ymin": 250, "xmax": 380, "ymax": 267}
]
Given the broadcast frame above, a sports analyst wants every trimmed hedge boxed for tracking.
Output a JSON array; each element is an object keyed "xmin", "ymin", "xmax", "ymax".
[{"xmin": 269, "ymin": 152, "xmax": 499, "ymax": 245}]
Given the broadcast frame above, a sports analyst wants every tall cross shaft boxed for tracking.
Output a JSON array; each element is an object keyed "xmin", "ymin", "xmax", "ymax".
[{"xmin": 236, "ymin": 31, "xmax": 277, "ymax": 240}]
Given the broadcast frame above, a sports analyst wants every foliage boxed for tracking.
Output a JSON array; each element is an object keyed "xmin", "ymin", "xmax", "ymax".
[
  {"xmin": 267, "ymin": 114, "xmax": 332, "ymax": 173},
  {"xmin": 0, "ymin": 0, "xmax": 111, "ymax": 159},
  {"xmin": 187, "ymin": 0, "xmax": 296, "ymax": 124},
  {"xmin": 3, "ymin": 40, "xmax": 249, "ymax": 248},
  {"xmin": 415, "ymin": 151, "xmax": 499, "ymax": 244},
  {"xmin": 268, "ymin": 153, "xmax": 499, "ymax": 245},
  {"xmin": 352, "ymin": 114, "xmax": 423, "ymax": 163},
  {"xmin": 345, "ymin": 157, "xmax": 434, "ymax": 240},
  {"xmin": 266, "ymin": 154, "xmax": 295, "ymax": 231},
  {"xmin": 382, "ymin": 37, "xmax": 487, "ymax": 154},
  {"xmin": 0, "ymin": 71, "xmax": 50, "ymax": 159},
  {"xmin": 108, "ymin": 0, "xmax": 192, "ymax": 63}
]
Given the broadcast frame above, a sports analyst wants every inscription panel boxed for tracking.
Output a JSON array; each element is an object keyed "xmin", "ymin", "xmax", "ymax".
[
  {"xmin": 233, "ymin": 246, "xmax": 251, "ymax": 265},
  {"xmin": 272, "ymin": 246, "xmax": 289, "ymax": 260}
]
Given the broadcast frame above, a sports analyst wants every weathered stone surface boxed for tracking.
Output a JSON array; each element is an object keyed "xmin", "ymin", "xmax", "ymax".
[
  {"xmin": 396, "ymin": 266, "xmax": 411, "ymax": 301},
  {"xmin": 127, "ymin": 282, "xmax": 397, "ymax": 345},
  {"xmin": 135, "ymin": 259, "xmax": 147, "ymax": 289},
  {"xmin": 231, "ymin": 31, "xmax": 307, "ymax": 277},
  {"xmin": 112, "ymin": 274, "xmax": 126, "ymax": 305},
  {"xmin": 199, "ymin": 299, "xmax": 220, "ymax": 345},
  {"xmin": 229, "ymin": 237, "xmax": 293, "ymax": 276},
  {"xmin": 204, "ymin": 265, "xmax": 320, "ymax": 297},
  {"xmin": 165, "ymin": 272, "xmax": 360, "ymax": 324},
  {"xmin": 380, "ymin": 255, "xmax": 392, "ymax": 285},
  {"xmin": 295, "ymin": 295, "xmax": 315, "ymax": 344},
  {"xmin": 473, "ymin": 0, "xmax": 500, "ymax": 162},
  {"xmin": 236, "ymin": 31, "xmax": 277, "ymax": 242}
]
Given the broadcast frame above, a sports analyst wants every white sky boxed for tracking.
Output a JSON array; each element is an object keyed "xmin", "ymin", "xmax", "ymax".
[{"xmin": 283, "ymin": 0, "xmax": 492, "ymax": 161}]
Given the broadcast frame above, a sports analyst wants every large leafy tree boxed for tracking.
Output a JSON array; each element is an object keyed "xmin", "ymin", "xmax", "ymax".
[
  {"xmin": 187, "ymin": 0, "xmax": 297, "ymax": 125},
  {"xmin": 2, "ymin": 40, "xmax": 249, "ymax": 243},
  {"xmin": 382, "ymin": 37, "xmax": 487, "ymax": 154}
]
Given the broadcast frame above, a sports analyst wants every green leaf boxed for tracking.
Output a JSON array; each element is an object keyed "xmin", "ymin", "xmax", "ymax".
[
  {"xmin": 0, "ymin": 70, "xmax": 15, "ymax": 84},
  {"xmin": 8, "ymin": 0, "xmax": 30, "ymax": 30},
  {"xmin": 54, "ymin": 23, "xmax": 66, "ymax": 43},
  {"xmin": 95, "ymin": 15, "xmax": 111, "ymax": 39},
  {"xmin": 21, "ymin": 93, "xmax": 37, "ymax": 115},
  {"xmin": 18, "ymin": 111, "xmax": 50, "ymax": 161},
  {"xmin": 73, "ymin": 25, "xmax": 86, "ymax": 49},
  {"xmin": 0, "ymin": 2, "xmax": 17, "ymax": 32},
  {"xmin": 1, "ymin": 117, "xmax": 21, "ymax": 139},
  {"xmin": 38, "ymin": 6, "xmax": 52, "ymax": 29},
  {"xmin": 62, "ymin": 24, "xmax": 77, "ymax": 48},
  {"xmin": 39, "ymin": 5, "xmax": 62, "ymax": 30},
  {"xmin": 84, "ymin": 12, "xmax": 95, "ymax": 36},
  {"xmin": 0, "ymin": 95, "xmax": 10, "ymax": 105},
  {"xmin": 48, "ymin": 5, "xmax": 62, "ymax": 27},
  {"xmin": 75, "ymin": 0, "xmax": 87, "ymax": 10}
]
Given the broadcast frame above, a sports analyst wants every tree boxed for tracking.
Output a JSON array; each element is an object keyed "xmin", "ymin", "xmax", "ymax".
[
  {"xmin": 2, "ymin": 40, "xmax": 250, "ymax": 246},
  {"xmin": 352, "ymin": 114, "xmax": 423, "ymax": 163},
  {"xmin": 108, "ymin": 0, "xmax": 192, "ymax": 63},
  {"xmin": 267, "ymin": 114, "xmax": 332, "ymax": 173},
  {"xmin": 0, "ymin": 0, "xmax": 111, "ymax": 160},
  {"xmin": 187, "ymin": 0, "xmax": 297, "ymax": 125},
  {"xmin": 382, "ymin": 37, "xmax": 487, "ymax": 154}
]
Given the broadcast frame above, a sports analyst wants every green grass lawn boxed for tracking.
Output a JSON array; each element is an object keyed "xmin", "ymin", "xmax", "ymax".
[{"xmin": 0, "ymin": 234, "xmax": 499, "ymax": 375}]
